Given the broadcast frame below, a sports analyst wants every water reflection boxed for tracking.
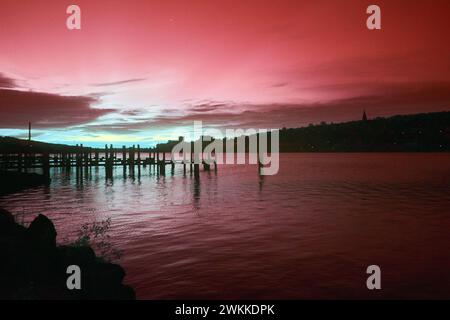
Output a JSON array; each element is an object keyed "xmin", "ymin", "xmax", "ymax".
[
  {"xmin": 193, "ymin": 173, "xmax": 201, "ymax": 210},
  {"xmin": 1, "ymin": 154, "xmax": 450, "ymax": 299}
]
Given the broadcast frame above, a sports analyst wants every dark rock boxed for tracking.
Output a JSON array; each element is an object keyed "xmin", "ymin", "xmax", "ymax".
[
  {"xmin": 27, "ymin": 214, "xmax": 57, "ymax": 248},
  {"xmin": 0, "ymin": 208, "xmax": 27, "ymax": 236},
  {"xmin": 94, "ymin": 263, "xmax": 126, "ymax": 284},
  {"xmin": 0, "ymin": 208, "xmax": 136, "ymax": 300},
  {"xmin": 0, "ymin": 208, "xmax": 15, "ymax": 227},
  {"xmin": 58, "ymin": 245, "xmax": 97, "ymax": 267}
]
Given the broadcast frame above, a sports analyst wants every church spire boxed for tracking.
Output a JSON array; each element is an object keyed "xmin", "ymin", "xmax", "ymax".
[{"xmin": 362, "ymin": 110, "xmax": 368, "ymax": 121}]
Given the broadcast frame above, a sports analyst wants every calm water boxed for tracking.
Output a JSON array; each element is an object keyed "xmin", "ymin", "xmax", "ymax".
[{"xmin": 1, "ymin": 153, "xmax": 450, "ymax": 299}]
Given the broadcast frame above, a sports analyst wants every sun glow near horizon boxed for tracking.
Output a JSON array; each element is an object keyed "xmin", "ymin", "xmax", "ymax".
[{"xmin": 0, "ymin": 0, "xmax": 449, "ymax": 146}]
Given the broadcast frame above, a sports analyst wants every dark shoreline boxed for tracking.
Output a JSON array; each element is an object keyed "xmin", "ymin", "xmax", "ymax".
[{"xmin": 0, "ymin": 171, "xmax": 50, "ymax": 196}]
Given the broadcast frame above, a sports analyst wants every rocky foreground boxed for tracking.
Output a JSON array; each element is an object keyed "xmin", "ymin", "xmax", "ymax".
[{"xmin": 0, "ymin": 208, "xmax": 135, "ymax": 299}]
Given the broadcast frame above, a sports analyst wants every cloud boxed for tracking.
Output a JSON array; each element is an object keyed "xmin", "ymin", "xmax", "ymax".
[
  {"xmin": 76, "ymin": 81, "xmax": 450, "ymax": 135},
  {"xmin": 92, "ymin": 78, "xmax": 147, "ymax": 87},
  {"xmin": 0, "ymin": 88, "xmax": 114, "ymax": 129},
  {"xmin": 0, "ymin": 73, "xmax": 17, "ymax": 89},
  {"xmin": 159, "ymin": 81, "xmax": 450, "ymax": 128},
  {"xmin": 188, "ymin": 102, "xmax": 229, "ymax": 113},
  {"xmin": 270, "ymin": 82, "xmax": 289, "ymax": 88}
]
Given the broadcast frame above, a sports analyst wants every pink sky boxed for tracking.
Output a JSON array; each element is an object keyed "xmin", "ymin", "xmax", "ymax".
[{"xmin": 0, "ymin": 0, "xmax": 449, "ymax": 146}]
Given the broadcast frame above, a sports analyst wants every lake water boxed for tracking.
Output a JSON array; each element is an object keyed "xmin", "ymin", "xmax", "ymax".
[{"xmin": 1, "ymin": 153, "xmax": 450, "ymax": 299}]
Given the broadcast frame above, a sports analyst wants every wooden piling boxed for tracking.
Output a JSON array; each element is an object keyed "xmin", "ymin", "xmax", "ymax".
[
  {"xmin": 110, "ymin": 144, "xmax": 114, "ymax": 163},
  {"xmin": 122, "ymin": 146, "xmax": 126, "ymax": 165},
  {"xmin": 194, "ymin": 163, "xmax": 200, "ymax": 177},
  {"xmin": 17, "ymin": 153, "xmax": 23, "ymax": 172},
  {"xmin": 94, "ymin": 150, "xmax": 99, "ymax": 166},
  {"xmin": 42, "ymin": 152, "xmax": 50, "ymax": 179},
  {"xmin": 105, "ymin": 144, "xmax": 109, "ymax": 162},
  {"xmin": 131, "ymin": 145, "xmax": 135, "ymax": 167},
  {"xmin": 137, "ymin": 144, "xmax": 141, "ymax": 164},
  {"xmin": 0, "ymin": 141, "xmax": 216, "ymax": 174}
]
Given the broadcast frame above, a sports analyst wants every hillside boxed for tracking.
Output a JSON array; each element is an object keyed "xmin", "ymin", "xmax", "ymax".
[
  {"xmin": 278, "ymin": 111, "xmax": 450, "ymax": 152},
  {"xmin": 1, "ymin": 111, "xmax": 449, "ymax": 153}
]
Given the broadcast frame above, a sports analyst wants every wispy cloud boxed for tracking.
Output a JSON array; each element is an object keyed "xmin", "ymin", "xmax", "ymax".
[{"xmin": 92, "ymin": 78, "xmax": 147, "ymax": 87}]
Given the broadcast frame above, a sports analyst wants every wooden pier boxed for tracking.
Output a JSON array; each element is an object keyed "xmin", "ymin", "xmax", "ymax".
[{"xmin": 0, "ymin": 144, "xmax": 217, "ymax": 178}]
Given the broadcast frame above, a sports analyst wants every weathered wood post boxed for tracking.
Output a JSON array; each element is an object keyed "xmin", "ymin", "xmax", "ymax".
[
  {"xmin": 104, "ymin": 144, "xmax": 108, "ymax": 164},
  {"xmin": 110, "ymin": 144, "xmax": 114, "ymax": 164},
  {"xmin": 17, "ymin": 153, "xmax": 23, "ymax": 172},
  {"xmin": 142, "ymin": 147, "xmax": 148, "ymax": 168},
  {"xmin": 110, "ymin": 144, "xmax": 115, "ymax": 173},
  {"xmin": 75, "ymin": 144, "xmax": 78, "ymax": 167},
  {"xmin": 75, "ymin": 144, "xmax": 81, "ymax": 167},
  {"xmin": 158, "ymin": 151, "xmax": 164, "ymax": 175},
  {"xmin": 194, "ymin": 162, "xmax": 200, "ymax": 177},
  {"xmin": 203, "ymin": 148, "xmax": 211, "ymax": 171},
  {"xmin": 122, "ymin": 146, "xmax": 126, "ymax": 165},
  {"xmin": 61, "ymin": 153, "xmax": 66, "ymax": 168},
  {"xmin": 190, "ymin": 142, "xmax": 194, "ymax": 173},
  {"xmin": 137, "ymin": 144, "xmax": 141, "ymax": 164},
  {"xmin": 6, "ymin": 153, "xmax": 10, "ymax": 170},
  {"xmin": 105, "ymin": 144, "xmax": 111, "ymax": 176},
  {"xmin": 105, "ymin": 144, "xmax": 113, "ymax": 178},
  {"xmin": 67, "ymin": 152, "xmax": 71, "ymax": 168},
  {"xmin": 147, "ymin": 148, "xmax": 151, "ymax": 167},
  {"xmin": 95, "ymin": 149, "xmax": 99, "ymax": 166},
  {"xmin": 1, "ymin": 153, "xmax": 5, "ymax": 170},
  {"xmin": 137, "ymin": 144, "xmax": 141, "ymax": 175},
  {"xmin": 83, "ymin": 144, "xmax": 89, "ymax": 167},
  {"xmin": 130, "ymin": 145, "xmax": 135, "ymax": 167},
  {"xmin": 22, "ymin": 151, "xmax": 27, "ymax": 172},
  {"xmin": 80, "ymin": 144, "xmax": 84, "ymax": 167},
  {"xmin": 66, "ymin": 152, "xmax": 71, "ymax": 168},
  {"xmin": 43, "ymin": 152, "xmax": 50, "ymax": 179},
  {"xmin": 257, "ymin": 133, "xmax": 263, "ymax": 174},
  {"xmin": 121, "ymin": 146, "xmax": 126, "ymax": 175},
  {"xmin": 193, "ymin": 141, "xmax": 200, "ymax": 176}
]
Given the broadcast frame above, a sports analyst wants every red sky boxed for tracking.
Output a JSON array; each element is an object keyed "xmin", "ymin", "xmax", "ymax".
[{"xmin": 0, "ymin": 0, "xmax": 449, "ymax": 146}]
